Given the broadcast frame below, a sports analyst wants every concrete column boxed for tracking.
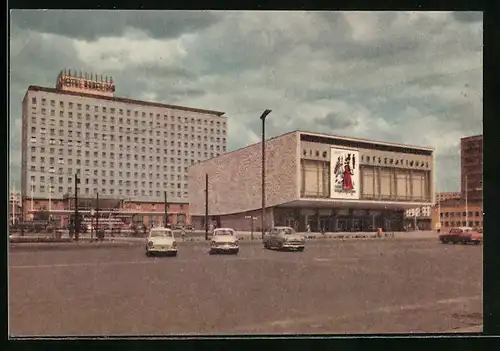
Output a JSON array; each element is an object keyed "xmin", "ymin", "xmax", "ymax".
[
  {"xmin": 316, "ymin": 208, "xmax": 320, "ymax": 232},
  {"xmin": 409, "ymin": 169, "xmax": 414, "ymax": 199},
  {"xmin": 392, "ymin": 167, "xmax": 397, "ymax": 200},
  {"xmin": 297, "ymin": 208, "xmax": 303, "ymax": 231},
  {"xmin": 269, "ymin": 208, "xmax": 275, "ymax": 228}
]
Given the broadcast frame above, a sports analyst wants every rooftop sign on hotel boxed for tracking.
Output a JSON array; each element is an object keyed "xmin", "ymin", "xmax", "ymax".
[{"xmin": 56, "ymin": 69, "xmax": 116, "ymax": 97}]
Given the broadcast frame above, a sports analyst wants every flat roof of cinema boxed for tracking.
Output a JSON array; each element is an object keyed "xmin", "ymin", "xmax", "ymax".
[
  {"xmin": 26, "ymin": 85, "xmax": 225, "ymax": 117},
  {"xmin": 298, "ymin": 130, "xmax": 434, "ymax": 152},
  {"xmin": 193, "ymin": 130, "xmax": 433, "ymax": 167}
]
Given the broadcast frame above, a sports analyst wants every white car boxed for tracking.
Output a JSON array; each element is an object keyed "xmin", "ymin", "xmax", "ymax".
[
  {"xmin": 145, "ymin": 227, "xmax": 178, "ymax": 257},
  {"xmin": 210, "ymin": 228, "xmax": 239, "ymax": 255}
]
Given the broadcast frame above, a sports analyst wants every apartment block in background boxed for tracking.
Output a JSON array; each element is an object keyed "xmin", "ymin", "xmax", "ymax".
[{"xmin": 460, "ymin": 134, "xmax": 483, "ymax": 203}]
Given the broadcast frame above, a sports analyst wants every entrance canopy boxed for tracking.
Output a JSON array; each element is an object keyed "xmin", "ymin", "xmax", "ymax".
[{"xmin": 277, "ymin": 199, "xmax": 431, "ymax": 210}]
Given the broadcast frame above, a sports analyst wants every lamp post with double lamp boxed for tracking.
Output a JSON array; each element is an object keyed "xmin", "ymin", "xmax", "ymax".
[{"xmin": 260, "ymin": 109, "xmax": 272, "ymax": 240}]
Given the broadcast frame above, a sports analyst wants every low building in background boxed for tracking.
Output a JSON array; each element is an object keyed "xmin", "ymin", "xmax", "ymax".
[
  {"xmin": 24, "ymin": 195, "xmax": 189, "ymax": 228},
  {"xmin": 436, "ymin": 192, "xmax": 461, "ymax": 203},
  {"xmin": 404, "ymin": 206, "xmax": 432, "ymax": 230},
  {"xmin": 189, "ymin": 130, "xmax": 435, "ymax": 232},
  {"xmin": 431, "ymin": 198, "xmax": 483, "ymax": 231}
]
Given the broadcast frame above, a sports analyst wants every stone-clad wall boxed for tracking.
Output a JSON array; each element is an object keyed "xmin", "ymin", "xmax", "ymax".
[{"xmin": 188, "ymin": 132, "xmax": 299, "ymax": 216}]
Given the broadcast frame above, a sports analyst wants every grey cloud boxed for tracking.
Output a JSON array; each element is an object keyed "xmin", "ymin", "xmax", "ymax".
[
  {"xmin": 11, "ymin": 10, "xmax": 220, "ymax": 41},
  {"xmin": 306, "ymin": 12, "xmax": 354, "ymax": 44},
  {"xmin": 9, "ymin": 31, "xmax": 87, "ymax": 183},
  {"xmin": 10, "ymin": 31, "xmax": 85, "ymax": 91},
  {"xmin": 106, "ymin": 71, "xmax": 205, "ymax": 104},
  {"xmin": 325, "ymin": 14, "xmax": 472, "ymax": 69},
  {"xmin": 133, "ymin": 63, "xmax": 196, "ymax": 80},
  {"xmin": 171, "ymin": 88, "xmax": 206, "ymax": 98},
  {"xmin": 184, "ymin": 12, "xmax": 352, "ymax": 76},
  {"xmin": 435, "ymin": 153, "xmax": 461, "ymax": 192},
  {"xmin": 8, "ymin": 11, "xmax": 482, "ymax": 193},
  {"xmin": 336, "ymin": 37, "xmax": 422, "ymax": 63},
  {"xmin": 452, "ymin": 12, "xmax": 483, "ymax": 23},
  {"xmin": 316, "ymin": 112, "xmax": 360, "ymax": 130},
  {"xmin": 293, "ymin": 88, "xmax": 348, "ymax": 102},
  {"xmin": 405, "ymin": 71, "xmax": 473, "ymax": 89}
]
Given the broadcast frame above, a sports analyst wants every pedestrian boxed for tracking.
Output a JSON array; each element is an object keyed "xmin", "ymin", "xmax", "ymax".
[
  {"xmin": 306, "ymin": 224, "xmax": 311, "ymax": 233},
  {"xmin": 181, "ymin": 228, "xmax": 186, "ymax": 241}
]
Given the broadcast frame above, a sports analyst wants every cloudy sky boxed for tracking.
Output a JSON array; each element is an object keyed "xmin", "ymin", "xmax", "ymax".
[{"xmin": 9, "ymin": 10, "xmax": 482, "ymax": 192}]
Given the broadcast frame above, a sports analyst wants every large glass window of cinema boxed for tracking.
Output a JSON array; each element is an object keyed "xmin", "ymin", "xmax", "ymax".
[{"xmin": 299, "ymin": 134, "xmax": 432, "ymax": 202}]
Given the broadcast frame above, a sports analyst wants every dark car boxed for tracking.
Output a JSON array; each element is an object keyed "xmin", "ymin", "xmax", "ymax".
[
  {"xmin": 14, "ymin": 220, "xmax": 49, "ymax": 233},
  {"xmin": 439, "ymin": 227, "xmax": 482, "ymax": 245}
]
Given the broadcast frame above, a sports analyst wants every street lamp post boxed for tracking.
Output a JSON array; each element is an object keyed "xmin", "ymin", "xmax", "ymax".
[
  {"xmin": 90, "ymin": 208, "xmax": 95, "ymax": 240},
  {"xmin": 30, "ymin": 180, "xmax": 35, "ymax": 213},
  {"xmin": 414, "ymin": 210, "xmax": 417, "ymax": 231},
  {"xmin": 48, "ymin": 183, "xmax": 54, "ymax": 215},
  {"xmin": 96, "ymin": 192, "xmax": 100, "ymax": 236},
  {"xmin": 164, "ymin": 191, "xmax": 168, "ymax": 228},
  {"xmin": 74, "ymin": 173, "xmax": 80, "ymax": 241},
  {"xmin": 205, "ymin": 173, "xmax": 209, "ymax": 241},
  {"xmin": 465, "ymin": 175, "xmax": 468, "ymax": 227},
  {"xmin": 436, "ymin": 184, "xmax": 442, "ymax": 232},
  {"xmin": 11, "ymin": 182, "xmax": 16, "ymax": 225},
  {"xmin": 260, "ymin": 109, "xmax": 272, "ymax": 239}
]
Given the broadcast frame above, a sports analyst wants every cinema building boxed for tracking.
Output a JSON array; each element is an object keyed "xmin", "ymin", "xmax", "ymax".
[{"xmin": 188, "ymin": 130, "xmax": 435, "ymax": 232}]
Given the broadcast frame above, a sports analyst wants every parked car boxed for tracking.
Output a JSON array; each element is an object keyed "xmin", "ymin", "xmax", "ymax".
[
  {"xmin": 175, "ymin": 223, "xmax": 186, "ymax": 230},
  {"xmin": 470, "ymin": 230, "xmax": 483, "ymax": 244},
  {"xmin": 439, "ymin": 227, "xmax": 482, "ymax": 245},
  {"xmin": 210, "ymin": 228, "xmax": 239, "ymax": 254},
  {"xmin": 145, "ymin": 227, "xmax": 178, "ymax": 256},
  {"xmin": 13, "ymin": 220, "xmax": 49, "ymax": 233},
  {"xmin": 263, "ymin": 226, "xmax": 305, "ymax": 251}
]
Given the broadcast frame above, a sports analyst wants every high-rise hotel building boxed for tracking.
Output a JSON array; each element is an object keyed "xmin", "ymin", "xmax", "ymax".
[{"xmin": 21, "ymin": 70, "xmax": 227, "ymax": 211}]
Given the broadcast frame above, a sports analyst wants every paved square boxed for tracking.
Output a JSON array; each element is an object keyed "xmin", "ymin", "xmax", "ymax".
[{"xmin": 9, "ymin": 239, "xmax": 482, "ymax": 336}]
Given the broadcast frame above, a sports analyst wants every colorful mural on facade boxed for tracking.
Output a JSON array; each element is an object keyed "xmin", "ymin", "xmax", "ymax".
[{"xmin": 330, "ymin": 147, "xmax": 360, "ymax": 200}]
